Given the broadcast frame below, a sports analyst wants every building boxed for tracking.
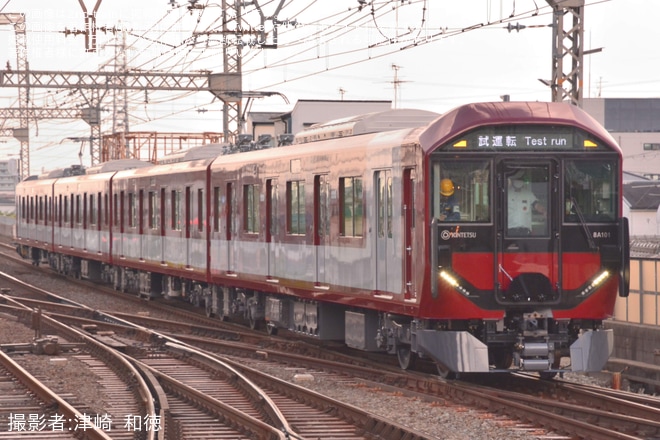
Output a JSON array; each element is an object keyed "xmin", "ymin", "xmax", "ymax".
[
  {"xmin": 583, "ymin": 98, "xmax": 660, "ymax": 180},
  {"xmin": 622, "ymin": 179, "xmax": 660, "ymax": 237},
  {"xmin": 583, "ymin": 98, "xmax": 660, "ymax": 237},
  {"xmin": 0, "ymin": 159, "xmax": 19, "ymax": 213}
]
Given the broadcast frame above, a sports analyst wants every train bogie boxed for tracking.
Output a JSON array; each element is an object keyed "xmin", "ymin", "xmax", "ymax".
[{"xmin": 49, "ymin": 253, "xmax": 81, "ymax": 279}]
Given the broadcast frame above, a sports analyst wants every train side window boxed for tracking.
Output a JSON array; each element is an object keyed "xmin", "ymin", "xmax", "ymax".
[
  {"xmin": 160, "ymin": 188, "xmax": 166, "ymax": 234},
  {"xmin": 171, "ymin": 190, "xmax": 181, "ymax": 231},
  {"xmin": 243, "ymin": 184, "xmax": 259, "ymax": 234},
  {"xmin": 89, "ymin": 193, "xmax": 96, "ymax": 226},
  {"xmin": 185, "ymin": 187, "xmax": 191, "ymax": 236},
  {"xmin": 97, "ymin": 192, "xmax": 102, "ymax": 230},
  {"xmin": 213, "ymin": 186, "xmax": 220, "ymax": 233},
  {"xmin": 139, "ymin": 190, "xmax": 144, "ymax": 234},
  {"xmin": 104, "ymin": 194, "xmax": 109, "ymax": 226},
  {"xmin": 286, "ymin": 180, "xmax": 305, "ymax": 235},
  {"xmin": 119, "ymin": 191, "xmax": 125, "ymax": 232},
  {"xmin": 64, "ymin": 196, "xmax": 69, "ymax": 224},
  {"xmin": 83, "ymin": 194, "xmax": 88, "ymax": 228},
  {"xmin": 76, "ymin": 195, "xmax": 81, "ymax": 225},
  {"xmin": 339, "ymin": 177, "xmax": 363, "ymax": 237},
  {"xmin": 564, "ymin": 160, "xmax": 617, "ymax": 222},
  {"xmin": 271, "ymin": 181, "xmax": 278, "ymax": 236},
  {"xmin": 267, "ymin": 179, "xmax": 278, "ymax": 238},
  {"xmin": 197, "ymin": 188, "xmax": 204, "ymax": 232},
  {"xmin": 148, "ymin": 191, "xmax": 156, "ymax": 229},
  {"xmin": 134, "ymin": 191, "xmax": 140, "ymax": 229},
  {"xmin": 375, "ymin": 171, "xmax": 392, "ymax": 238},
  {"xmin": 128, "ymin": 192, "xmax": 135, "ymax": 228},
  {"xmin": 226, "ymin": 182, "xmax": 237, "ymax": 239},
  {"xmin": 113, "ymin": 193, "xmax": 119, "ymax": 226},
  {"xmin": 47, "ymin": 197, "xmax": 50, "ymax": 224}
]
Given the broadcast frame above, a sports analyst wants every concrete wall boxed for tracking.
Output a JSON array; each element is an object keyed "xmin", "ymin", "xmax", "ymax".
[
  {"xmin": 0, "ymin": 216, "xmax": 13, "ymax": 238},
  {"xmin": 605, "ymin": 320, "xmax": 660, "ymax": 366}
]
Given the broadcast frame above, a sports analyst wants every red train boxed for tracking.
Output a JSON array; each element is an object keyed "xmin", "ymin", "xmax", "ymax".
[{"xmin": 15, "ymin": 102, "xmax": 630, "ymax": 377}]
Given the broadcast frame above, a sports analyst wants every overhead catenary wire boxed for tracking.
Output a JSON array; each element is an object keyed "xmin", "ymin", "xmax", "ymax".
[{"xmin": 2, "ymin": 0, "xmax": 626, "ymax": 170}]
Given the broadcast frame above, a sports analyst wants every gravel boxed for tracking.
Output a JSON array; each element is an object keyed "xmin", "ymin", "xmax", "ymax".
[
  {"xmin": 0, "ymin": 242, "xmax": 612, "ymax": 439},
  {"xmin": 0, "ymin": 311, "xmax": 545, "ymax": 439}
]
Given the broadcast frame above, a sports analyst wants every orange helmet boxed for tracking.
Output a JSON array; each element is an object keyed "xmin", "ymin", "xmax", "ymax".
[{"xmin": 440, "ymin": 178, "xmax": 454, "ymax": 197}]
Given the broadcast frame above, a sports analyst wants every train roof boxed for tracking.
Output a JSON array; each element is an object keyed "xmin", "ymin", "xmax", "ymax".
[
  {"xmin": 37, "ymin": 164, "xmax": 85, "ymax": 179},
  {"xmin": 157, "ymin": 143, "xmax": 229, "ymax": 164},
  {"xmin": 293, "ymin": 108, "xmax": 440, "ymax": 144},
  {"xmin": 418, "ymin": 101, "xmax": 622, "ymax": 154},
  {"xmin": 85, "ymin": 159, "xmax": 152, "ymax": 175}
]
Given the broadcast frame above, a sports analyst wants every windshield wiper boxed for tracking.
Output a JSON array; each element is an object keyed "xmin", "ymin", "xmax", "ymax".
[{"xmin": 571, "ymin": 196, "xmax": 597, "ymax": 251}]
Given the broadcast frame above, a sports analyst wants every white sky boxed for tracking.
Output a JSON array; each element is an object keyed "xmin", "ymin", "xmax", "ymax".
[{"xmin": 0, "ymin": 0, "xmax": 658, "ymax": 174}]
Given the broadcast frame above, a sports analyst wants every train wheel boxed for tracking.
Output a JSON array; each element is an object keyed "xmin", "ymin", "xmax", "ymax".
[
  {"xmin": 490, "ymin": 350, "xmax": 513, "ymax": 370},
  {"xmin": 248, "ymin": 310, "xmax": 261, "ymax": 330},
  {"xmin": 539, "ymin": 354, "xmax": 561, "ymax": 379},
  {"xmin": 266, "ymin": 323, "xmax": 278, "ymax": 336},
  {"xmin": 436, "ymin": 362, "xmax": 457, "ymax": 380},
  {"xmin": 396, "ymin": 345, "xmax": 415, "ymax": 370}
]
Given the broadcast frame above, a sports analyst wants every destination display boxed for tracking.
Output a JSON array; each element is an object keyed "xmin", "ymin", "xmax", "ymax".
[{"xmin": 447, "ymin": 125, "xmax": 603, "ymax": 151}]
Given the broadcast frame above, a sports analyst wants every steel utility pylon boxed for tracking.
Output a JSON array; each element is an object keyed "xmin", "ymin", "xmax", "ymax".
[
  {"xmin": 0, "ymin": 13, "xmax": 30, "ymax": 179},
  {"xmin": 546, "ymin": 0, "xmax": 584, "ymax": 106},
  {"xmin": 1, "ymin": 0, "xmax": 289, "ymax": 174},
  {"xmin": 0, "ymin": 70, "xmax": 238, "ymax": 166}
]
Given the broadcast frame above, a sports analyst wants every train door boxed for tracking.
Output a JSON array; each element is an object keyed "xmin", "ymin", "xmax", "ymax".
[
  {"xmin": 403, "ymin": 168, "xmax": 415, "ymax": 299},
  {"xmin": 185, "ymin": 186, "xmax": 191, "ymax": 267},
  {"xmin": 374, "ymin": 169, "xmax": 393, "ymax": 293},
  {"xmin": 496, "ymin": 160, "xmax": 559, "ymax": 302},
  {"xmin": 314, "ymin": 174, "xmax": 330, "ymax": 286},
  {"xmin": 82, "ymin": 193, "xmax": 88, "ymax": 251},
  {"xmin": 138, "ymin": 189, "xmax": 144, "ymax": 260},
  {"xmin": 118, "ymin": 191, "xmax": 125, "ymax": 256},
  {"xmin": 159, "ymin": 188, "xmax": 166, "ymax": 263},
  {"xmin": 266, "ymin": 179, "xmax": 277, "ymax": 279}
]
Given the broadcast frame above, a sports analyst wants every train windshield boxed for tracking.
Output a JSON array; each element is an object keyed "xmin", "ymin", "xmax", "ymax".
[
  {"xmin": 564, "ymin": 159, "xmax": 618, "ymax": 222},
  {"xmin": 431, "ymin": 160, "xmax": 490, "ymax": 222},
  {"xmin": 504, "ymin": 164, "xmax": 549, "ymax": 237}
]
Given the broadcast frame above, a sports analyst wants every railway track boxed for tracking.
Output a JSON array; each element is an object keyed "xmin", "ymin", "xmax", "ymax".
[
  {"xmin": 0, "ymin": 294, "xmax": 154, "ymax": 440},
  {"xmin": 465, "ymin": 374, "xmax": 660, "ymax": 439},
  {"xmin": 0, "ymin": 273, "xmax": 432, "ymax": 439},
  {"xmin": 0, "ymin": 348, "xmax": 109, "ymax": 440},
  {"xmin": 3, "ymin": 246, "xmax": 660, "ymax": 439}
]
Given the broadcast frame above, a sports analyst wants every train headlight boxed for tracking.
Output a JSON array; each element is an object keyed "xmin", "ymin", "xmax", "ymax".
[
  {"xmin": 439, "ymin": 270, "xmax": 471, "ymax": 296},
  {"xmin": 580, "ymin": 270, "xmax": 610, "ymax": 296}
]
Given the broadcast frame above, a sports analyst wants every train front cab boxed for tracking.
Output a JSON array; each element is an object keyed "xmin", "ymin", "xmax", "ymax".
[{"xmin": 418, "ymin": 120, "xmax": 630, "ymax": 376}]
